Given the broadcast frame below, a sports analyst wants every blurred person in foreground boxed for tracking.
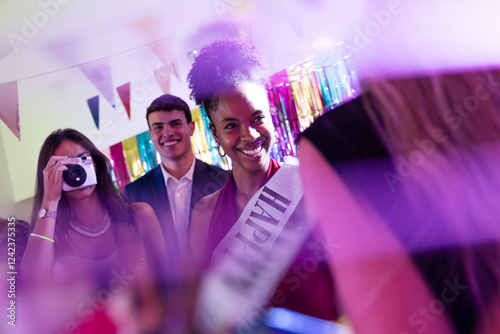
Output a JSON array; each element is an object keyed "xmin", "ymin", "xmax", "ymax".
[
  {"xmin": 20, "ymin": 128, "xmax": 168, "ymax": 333},
  {"xmin": 299, "ymin": 69, "xmax": 500, "ymax": 334},
  {"xmin": 187, "ymin": 38, "xmax": 339, "ymax": 333}
]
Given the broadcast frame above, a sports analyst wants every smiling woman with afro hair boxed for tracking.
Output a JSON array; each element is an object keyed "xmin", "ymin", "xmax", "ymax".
[{"xmin": 187, "ymin": 38, "xmax": 339, "ymax": 332}]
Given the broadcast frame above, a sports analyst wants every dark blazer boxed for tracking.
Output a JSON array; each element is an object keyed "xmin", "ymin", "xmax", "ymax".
[{"xmin": 124, "ymin": 158, "xmax": 229, "ymax": 279}]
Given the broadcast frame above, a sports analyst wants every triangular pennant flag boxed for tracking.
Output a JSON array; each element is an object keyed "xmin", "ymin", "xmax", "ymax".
[
  {"xmin": 154, "ymin": 65, "xmax": 172, "ymax": 94},
  {"xmin": 169, "ymin": 56, "xmax": 181, "ymax": 83},
  {"xmin": 0, "ymin": 81, "xmax": 20, "ymax": 140},
  {"xmin": 280, "ymin": 2, "xmax": 304, "ymax": 39},
  {"xmin": 148, "ymin": 37, "xmax": 181, "ymax": 82},
  {"xmin": 116, "ymin": 82, "xmax": 131, "ymax": 119},
  {"xmin": 78, "ymin": 58, "xmax": 116, "ymax": 108},
  {"xmin": 87, "ymin": 95, "xmax": 99, "ymax": 129}
]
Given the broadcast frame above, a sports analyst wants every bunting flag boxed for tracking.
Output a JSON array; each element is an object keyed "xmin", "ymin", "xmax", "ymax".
[
  {"xmin": 116, "ymin": 82, "xmax": 131, "ymax": 119},
  {"xmin": 87, "ymin": 95, "xmax": 99, "ymax": 129},
  {"xmin": 0, "ymin": 81, "xmax": 20, "ymax": 140},
  {"xmin": 154, "ymin": 65, "xmax": 172, "ymax": 94},
  {"xmin": 147, "ymin": 37, "xmax": 181, "ymax": 82},
  {"xmin": 78, "ymin": 58, "xmax": 116, "ymax": 108}
]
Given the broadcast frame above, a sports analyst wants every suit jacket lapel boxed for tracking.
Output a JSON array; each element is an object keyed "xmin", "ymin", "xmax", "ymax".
[
  {"xmin": 150, "ymin": 166, "xmax": 178, "ymax": 255},
  {"xmin": 191, "ymin": 159, "xmax": 205, "ymax": 214},
  {"xmin": 150, "ymin": 166, "xmax": 171, "ymax": 221}
]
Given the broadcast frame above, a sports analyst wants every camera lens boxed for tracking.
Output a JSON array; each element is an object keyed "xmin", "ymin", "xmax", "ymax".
[{"xmin": 63, "ymin": 164, "xmax": 87, "ymax": 187}]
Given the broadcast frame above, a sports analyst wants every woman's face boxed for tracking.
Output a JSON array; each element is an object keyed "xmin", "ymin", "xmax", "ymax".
[
  {"xmin": 210, "ymin": 82, "xmax": 276, "ymax": 174},
  {"xmin": 53, "ymin": 139, "xmax": 97, "ymax": 199}
]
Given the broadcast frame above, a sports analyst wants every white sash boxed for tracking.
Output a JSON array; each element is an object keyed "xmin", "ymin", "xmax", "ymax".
[{"xmin": 195, "ymin": 157, "xmax": 312, "ymax": 333}]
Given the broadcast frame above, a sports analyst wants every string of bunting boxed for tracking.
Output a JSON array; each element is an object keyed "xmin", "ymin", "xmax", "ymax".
[{"xmin": 0, "ymin": 35, "xmax": 180, "ymax": 139}]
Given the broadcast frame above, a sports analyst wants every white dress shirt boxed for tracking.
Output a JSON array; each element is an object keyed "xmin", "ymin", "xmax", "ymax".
[{"xmin": 161, "ymin": 159, "xmax": 196, "ymax": 257}]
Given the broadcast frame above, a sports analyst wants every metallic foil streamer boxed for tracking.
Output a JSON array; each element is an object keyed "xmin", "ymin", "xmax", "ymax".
[
  {"xmin": 122, "ymin": 136, "xmax": 145, "ymax": 183},
  {"xmin": 136, "ymin": 131, "xmax": 159, "ymax": 173},
  {"xmin": 109, "ymin": 142, "xmax": 130, "ymax": 192}
]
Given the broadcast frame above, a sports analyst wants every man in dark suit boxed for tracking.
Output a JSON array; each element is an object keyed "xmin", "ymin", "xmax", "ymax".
[{"xmin": 124, "ymin": 94, "xmax": 228, "ymax": 281}]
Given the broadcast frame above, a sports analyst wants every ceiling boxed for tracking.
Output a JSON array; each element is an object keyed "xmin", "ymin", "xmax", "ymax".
[{"xmin": 1, "ymin": 0, "xmax": 499, "ymax": 85}]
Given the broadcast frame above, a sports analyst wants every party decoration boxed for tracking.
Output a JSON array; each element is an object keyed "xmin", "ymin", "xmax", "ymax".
[
  {"xmin": 4, "ymin": 35, "xmax": 184, "ymax": 143},
  {"xmin": 100, "ymin": 146, "xmax": 120, "ymax": 192},
  {"xmin": 147, "ymin": 37, "xmax": 181, "ymax": 82},
  {"xmin": 269, "ymin": 70, "xmax": 299, "ymax": 157},
  {"xmin": 109, "ymin": 142, "xmax": 130, "ymax": 192},
  {"xmin": 154, "ymin": 65, "xmax": 172, "ymax": 94},
  {"xmin": 0, "ymin": 81, "xmax": 20, "ymax": 140},
  {"xmin": 191, "ymin": 107, "xmax": 231, "ymax": 170},
  {"xmin": 136, "ymin": 131, "xmax": 159, "ymax": 173},
  {"xmin": 122, "ymin": 136, "xmax": 145, "ymax": 183},
  {"xmin": 78, "ymin": 57, "xmax": 116, "ymax": 108},
  {"xmin": 268, "ymin": 43, "xmax": 361, "ymax": 159},
  {"xmin": 116, "ymin": 82, "xmax": 131, "ymax": 119},
  {"xmin": 313, "ymin": 43, "xmax": 361, "ymax": 110},
  {"xmin": 87, "ymin": 95, "xmax": 99, "ymax": 129},
  {"xmin": 191, "ymin": 107, "xmax": 211, "ymax": 164},
  {"xmin": 286, "ymin": 57, "xmax": 324, "ymax": 130}
]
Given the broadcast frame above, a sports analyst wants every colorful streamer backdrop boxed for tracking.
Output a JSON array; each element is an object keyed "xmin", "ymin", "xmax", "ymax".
[
  {"xmin": 136, "ymin": 131, "xmax": 160, "ymax": 173},
  {"xmin": 269, "ymin": 42, "xmax": 361, "ymax": 158},
  {"xmin": 122, "ymin": 136, "xmax": 145, "ymax": 182},
  {"xmin": 109, "ymin": 142, "xmax": 130, "ymax": 193}
]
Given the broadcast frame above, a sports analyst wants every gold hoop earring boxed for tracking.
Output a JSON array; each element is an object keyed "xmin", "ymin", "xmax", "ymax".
[{"xmin": 217, "ymin": 145, "xmax": 226, "ymax": 157}]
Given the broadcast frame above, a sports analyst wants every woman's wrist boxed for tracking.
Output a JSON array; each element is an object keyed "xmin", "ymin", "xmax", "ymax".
[
  {"xmin": 40, "ymin": 199, "xmax": 59, "ymax": 212},
  {"xmin": 34, "ymin": 199, "xmax": 59, "ymax": 237}
]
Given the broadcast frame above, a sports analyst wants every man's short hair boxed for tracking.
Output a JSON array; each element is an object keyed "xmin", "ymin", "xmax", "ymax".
[{"xmin": 146, "ymin": 94, "xmax": 193, "ymax": 127}]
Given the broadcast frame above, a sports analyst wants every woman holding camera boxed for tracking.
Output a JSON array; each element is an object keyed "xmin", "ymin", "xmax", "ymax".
[{"xmin": 21, "ymin": 128, "xmax": 167, "ymax": 287}]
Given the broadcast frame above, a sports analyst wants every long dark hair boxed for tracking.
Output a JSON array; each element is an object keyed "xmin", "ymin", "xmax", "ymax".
[{"xmin": 31, "ymin": 129, "xmax": 136, "ymax": 252}]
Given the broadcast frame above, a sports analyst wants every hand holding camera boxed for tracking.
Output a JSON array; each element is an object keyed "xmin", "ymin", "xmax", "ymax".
[
  {"xmin": 42, "ymin": 155, "xmax": 98, "ymax": 204},
  {"xmin": 62, "ymin": 156, "xmax": 98, "ymax": 192}
]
